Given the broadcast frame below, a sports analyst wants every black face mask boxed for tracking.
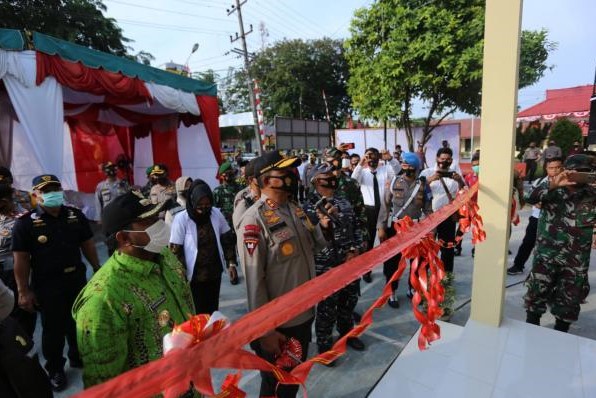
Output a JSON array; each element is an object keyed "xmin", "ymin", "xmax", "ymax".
[
  {"xmin": 195, "ymin": 206, "xmax": 212, "ymax": 221},
  {"xmin": 178, "ymin": 189, "xmax": 188, "ymax": 200},
  {"xmin": 106, "ymin": 169, "xmax": 116, "ymax": 177},
  {"xmin": 269, "ymin": 173, "xmax": 298, "ymax": 193},
  {"xmin": 368, "ymin": 159, "xmax": 379, "ymax": 168},
  {"xmin": 438, "ymin": 160, "xmax": 452, "ymax": 170},
  {"xmin": 404, "ymin": 169, "xmax": 416, "ymax": 177},
  {"xmin": 317, "ymin": 176, "xmax": 338, "ymax": 189}
]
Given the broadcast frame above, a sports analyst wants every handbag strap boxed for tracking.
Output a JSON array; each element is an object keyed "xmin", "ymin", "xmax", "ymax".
[{"xmin": 439, "ymin": 177, "xmax": 455, "ymax": 203}]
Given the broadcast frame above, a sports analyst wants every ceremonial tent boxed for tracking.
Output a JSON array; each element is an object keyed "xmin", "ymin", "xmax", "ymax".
[{"xmin": 0, "ymin": 29, "xmax": 221, "ymax": 219}]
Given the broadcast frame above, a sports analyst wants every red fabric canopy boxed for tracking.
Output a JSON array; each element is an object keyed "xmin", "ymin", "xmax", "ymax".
[
  {"xmin": 196, "ymin": 95, "xmax": 222, "ymax": 164},
  {"xmin": 37, "ymin": 53, "xmax": 151, "ymax": 104}
]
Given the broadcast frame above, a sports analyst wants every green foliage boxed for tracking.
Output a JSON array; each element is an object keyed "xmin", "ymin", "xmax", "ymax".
[
  {"xmin": 549, "ymin": 118, "xmax": 583, "ymax": 157},
  {"xmin": 519, "ymin": 29, "xmax": 557, "ymax": 88},
  {"xmin": 249, "ymin": 38, "xmax": 352, "ymax": 128},
  {"xmin": 0, "ymin": 0, "xmax": 153, "ymax": 63},
  {"xmin": 220, "ymin": 67, "xmax": 252, "ymax": 114},
  {"xmin": 344, "ymin": 0, "xmax": 556, "ymax": 151}
]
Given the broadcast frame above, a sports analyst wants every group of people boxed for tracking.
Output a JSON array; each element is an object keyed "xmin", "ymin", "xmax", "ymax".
[{"xmin": 0, "ymin": 138, "xmax": 593, "ymax": 398}]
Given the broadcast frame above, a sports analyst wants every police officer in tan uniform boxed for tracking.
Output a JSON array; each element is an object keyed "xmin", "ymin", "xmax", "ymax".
[
  {"xmin": 148, "ymin": 164, "xmax": 175, "ymax": 207},
  {"xmin": 237, "ymin": 151, "xmax": 332, "ymax": 398}
]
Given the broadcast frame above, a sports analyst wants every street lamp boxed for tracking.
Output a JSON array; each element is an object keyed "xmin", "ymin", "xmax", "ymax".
[{"xmin": 184, "ymin": 43, "xmax": 200, "ymax": 76}]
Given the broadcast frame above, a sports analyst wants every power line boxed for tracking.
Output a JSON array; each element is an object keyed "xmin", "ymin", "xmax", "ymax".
[
  {"xmin": 169, "ymin": 0, "xmax": 228, "ymax": 9},
  {"xmin": 242, "ymin": 7, "xmax": 306, "ymax": 40},
  {"xmin": 117, "ymin": 19, "xmax": 230, "ymax": 36},
  {"xmin": 252, "ymin": 0, "xmax": 319, "ymax": 38},
  {"xmin": 275, "ymin": 0, "xmax": 331, "ymax": 36},
  {"xmin": 105, "ymin": 0, "xmax": 234, "ymax": 23}
]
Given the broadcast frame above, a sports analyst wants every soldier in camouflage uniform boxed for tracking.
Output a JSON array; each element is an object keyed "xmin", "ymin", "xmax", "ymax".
[
  {"xmin": 213, "ymin": 162, "xmax": 242, "ymax": 229},
  {"xmin": 524, "ymin": 154, "xmax": 596, "ymax": 332},
  {"xmin": 324, "ymin": 148, "xmax": 370, "ymax": 248},
  {"xmin": 303, "ymin": 164, "xmax": 366, "ymax": 359},
  {"xmin": 378, "ymin": 152, "xmax": 432, "ymax": 309}
]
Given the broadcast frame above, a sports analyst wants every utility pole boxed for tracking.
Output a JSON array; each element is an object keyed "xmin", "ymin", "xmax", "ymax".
[{"xmin": 228, "ymin": 0, "xmax": 262, "ymax": 155}]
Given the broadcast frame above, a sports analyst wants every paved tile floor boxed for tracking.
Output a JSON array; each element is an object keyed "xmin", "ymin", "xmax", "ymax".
[{"xmin": 42, "ymin": 206, "xmax": 596, "ymax": 397}]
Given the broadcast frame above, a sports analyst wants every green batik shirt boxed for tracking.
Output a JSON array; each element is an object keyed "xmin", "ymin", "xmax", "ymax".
[
  {"xmin": 72, "ymin": 248, "xmax": 195, "ymax": 388},
  {"xmin": 213, "ymin": 182, "xmax": 241, "ymax": 228},
  {"xmin": 336, "ymin": 174, "xmax": 370, "ymax": 247}
]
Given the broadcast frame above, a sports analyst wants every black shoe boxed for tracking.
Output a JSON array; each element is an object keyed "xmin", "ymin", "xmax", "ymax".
[
  {"xmin": 69, "ymin": 358, "xmax": 83, "ymax": 368},
  {"xmin": 388, "ymin": 298, "xmax": 400, "ymax": 308},
  {"xmin": 406, "ymin": 288, "xmax": 414, "ymax": 299},
  {"xmin": 507, "ymin": 266, "xmax": 524, "ymax": 275},
  {"xmin": 49, "ymin": 370, "xmax": 67, "ymax": 392},
  {"xmin": 362, "ymin": 272, "xmax": 372, "ymax": 283},
  {"xmin": 347, "ymin": 337, "xmax": 365, "ymax": 351},
  {"xmin": 454, "ymin": 247, "xmax": 462, "ymax": 256}
]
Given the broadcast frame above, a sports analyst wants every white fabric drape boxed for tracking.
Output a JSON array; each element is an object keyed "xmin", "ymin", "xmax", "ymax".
[
  {"xmin": 146, "ymin": 82, "xmax": 200, "ymax": 115},
  {"xmin": 0, "ymin": 50, "xmax": 36, "ymax": 87},
  {"xmin": 4, "ymin": 73, "xmax": 65, "ymax": 178},
  {"xmin": 177, "ymin": 123, "xmax": 218, "ymax": 188},
  {"xmin": 133, "ymin": 135, "xmax": 154, "ymax": 186}
]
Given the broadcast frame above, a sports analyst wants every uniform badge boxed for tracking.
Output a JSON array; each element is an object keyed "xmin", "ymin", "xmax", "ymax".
[
  {"xmin": 0, "ymin": 229, "xmax": 9, "ymax": 236},
  {"xmin": 244, "ymin": 224, "xmax": 261, "ymax": 235},
  {"xmin": 265, "ymin": 213, "xmax": 281, "ymax": 225},
  {"xmin": 265, "ymin": 198, "xmax": 279, "ymax": 210},
  {"xmin": 158, "ymin": 309, "xmax": 171, "ymax": 327},
  {"xmin": 275, "ymin": 231, "xmax": 291, "ymax": 241},
  {"xmin": 244, "ymin": 237, "xmax": 259, "ymax": 255},
  {"xmin": 32, "ymin": 219, "xmax": 45, "ymax": 227},
  {"xmin": 280, "ymin": 241, "xmax": 295, "ymax": 257},
  {"xmin": 37, "ymin": 235, "xmax": 48, "ymax": 244}
]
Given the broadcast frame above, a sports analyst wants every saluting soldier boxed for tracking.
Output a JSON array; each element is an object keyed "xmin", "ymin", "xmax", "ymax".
[
  {"xmin": 524, "ymin": 153, "xmax": 596, "ymax": 333},
  {"xmin": 378, "ymin": 152, "xmax": 432, "ymax": 309},
  {"xmin": 303, "ymin": 164, "xmax": 366, "ymax": 362},
  {"xmin": 238, "ymin": 151, "xmax": 332, "ymax": 398},
  {"xmin": 12, "ymin": 175, "xmax": 100, "ymax": 392},
  {"xmin": 94, "ymin": 161, "xmax": 130, "ymax": 219}
]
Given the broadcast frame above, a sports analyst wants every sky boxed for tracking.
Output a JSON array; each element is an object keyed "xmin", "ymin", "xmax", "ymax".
[{"xmin": 101, "ymin": 0, "xmax": 596, "ymax": 115}]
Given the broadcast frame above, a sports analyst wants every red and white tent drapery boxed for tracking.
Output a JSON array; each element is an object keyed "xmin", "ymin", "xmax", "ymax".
[{"xmin": 0, "ymin": 47, "xmax": 221, "ymax": 219}]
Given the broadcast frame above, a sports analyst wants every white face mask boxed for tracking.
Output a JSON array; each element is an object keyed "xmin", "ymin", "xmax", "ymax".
[{"xmin": 124, "ymin": 220, "xmax": 171, "ymax": 254}]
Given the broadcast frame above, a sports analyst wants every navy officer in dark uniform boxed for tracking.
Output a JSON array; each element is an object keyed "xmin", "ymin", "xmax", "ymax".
[{"xmin": 12, "ymin": 174, "xmax": 100, "ymax": 392}]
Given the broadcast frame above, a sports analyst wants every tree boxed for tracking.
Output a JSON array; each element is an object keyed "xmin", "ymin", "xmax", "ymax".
[
  {"xmin": 0, "ymin": 0, "xmax": 153, "ymax": 63},
  {"xmin": 549, "ymin": 118, "xmax": 583, "ymax": 157},
  {"xmin": 249, "ymin": 38, "xmax": 352, "ymax": 128},
  {"xmin": 345, "ymin": 0, "xmax": 557, "ymax": 151},
  {"xmin": 220, "ymin": 67, "xmax": 252, "ymax": 114}
]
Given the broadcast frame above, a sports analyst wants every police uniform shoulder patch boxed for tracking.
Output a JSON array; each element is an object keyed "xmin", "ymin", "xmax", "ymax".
[{"xmin": 243, "ymin": 224, "xmax": 261, "ymax": 256}]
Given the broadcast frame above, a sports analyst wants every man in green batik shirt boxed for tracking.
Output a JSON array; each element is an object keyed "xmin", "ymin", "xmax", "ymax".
[
  {"xmin": 213, "ymin": 162, "xmax": 242, "ymax": 229},
  {"xmin": 72, "ymin": 191, "xmax": 195, "ymax": 388}
]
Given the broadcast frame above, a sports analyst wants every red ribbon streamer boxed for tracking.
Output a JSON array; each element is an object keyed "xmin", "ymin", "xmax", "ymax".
[{"xmin": 73, "ymin": 184, "xmax": 483, "ymax": 398}]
